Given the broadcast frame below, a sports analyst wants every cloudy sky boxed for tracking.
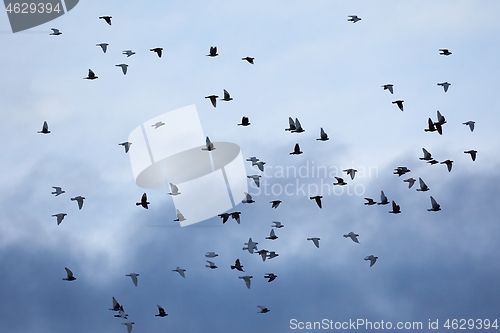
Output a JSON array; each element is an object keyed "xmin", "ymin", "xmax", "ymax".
[{"xmin": 1, "ymin": 1, "xmax": 500, "ymax": 332}]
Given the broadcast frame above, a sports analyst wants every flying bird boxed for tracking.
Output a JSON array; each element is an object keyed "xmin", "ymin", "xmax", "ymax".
[
  {"xmin": 150, "ymin": 47, "xmax": 163, "ymax": 58},
  {"xmin": 333, "ymin": 177, "xmax": 347, "ymax": 186},
  {"xmin": 70, "ymin": 196, "xmax": 85, "ymax": 210},
  {"xmin": 155, "ymin": 305, "xmax": 168, "ymax": 317},
  {"xmin": 151, "ymin": 121, "xmax": 165, "ymax": 129},
  {"xmin": 62, "ymin": 267, "xmax": 76, "ymax": 281},
  {"xmin": 364, "ymin": 198, "xmax": 376, "ymax": 205},
  {"xmin": 464, "ymin": 150, "xmax": 477, "ymax": 161},
  {"xmin": 416, "ymin": 178, "xmax": 429, "ymax": 192},
  {"xmin": 96, "ymin": 43, "xmax": 108, "ymax": 53},
  {"xmin": 343, "ymin": 168, "xmax": 357, "ymax": 180},
  {"xmin": 205, "ymin": 95, "xmax": 218, "ymax": 108},
  {"xmin": 116, "ymin": 64, "xmax": 128, "ymax": 75},
  {"xmin": 168, "ymin": 183, "xmax": 181, "ymax": 196},
  {"xmin": 441, "ymin": 159, "xmax": 453, "ymax": 172},
  {"xmin": 51, "ymin": 187, "xmax": 65, "ymax": 196},
  {"xmin": 172, "ymin": 267, "xmax": 186, "ymax": 278},
  {"xmin": 99, "ymin": 16, "xmax": 112, "ymax": 25},
  {"xmin": 37, "ymin": 121, "xmax": 51, "ymax": 134},
  {"xmin": 437, "ymin": 81, "xmax": 451, "ymax": 92},
  {"xmin": 230, "ymin": 211, "xmax": 241, "ymax": 224},
  {"xmin": 291, "ymin": 118, "xmax": 305, "ymax": 133},
  {"xmin": 205, "ymin": 261, "xmax": 218, "ymax": 269},
  {"xmin": 265, "ymin": 229, "xmax": 278, "ymax": 240},
  {"xmin": 242, "ymin": 56, "xmax": 254, "ymax": 64},
  {"xmin": 238, "ymin": 116, "xmax": 251, "ymax": 126},
  {"xmin": 114, "ymin": 306, "xmax": 128, "ymax": 319},
  {"xmin": 231, "ymin": 259, "xmax": 244, "ymax": 272},
  {"xmin": 439, "ymin": 48, "xmax": 452, "ymax": 55},
  {"xmin": 122, "ymin": 322, "xmax": 134, "ymax": 333},
  {"xmin": 272, "ymin": 221, "xmax": 284, "ymax": 228},
  {"xmin": 218, "ymin": 213, "xmax": 230, "ymax": 224},
  {"xmin": 435, "ymin": 110, "xmax": 446, "ymax": 126},
  {"xmin": 382, "ymin": 84, "xmax": 393, "ymax": 94},
  {"xmin": 463, "ymin": 121, "xmax": 475, "ymax": 132},
  {"xmin": 316, "ymin": 127, "xmax": 329, "ymax": 141},
  {"xmin": 348, "ymin": 15, "xmax": 361, "ymax": 23},
  {"xmin": 125, "ymin": 273, "xmax": 139, "ymax": 286},
  {"xmin": 84, "ymin": 69, "xmax": 98, "ymax": 80},
  {"xmin": 267, "ymin": 251, "xmax": 279, "ymax": 259},
  {"xmin": 256, "ymin": 249, "xmax": 269, "ymax": 261},
  {"xmin": 109, "ymin": 297, "xmax": 121, "ymax": 311},
  {"xmin": 392, "ymin": 100, "xmax": 404, "ymax": 111},
  {"xmin": 310, "ymin": 195, "xmax": 323, "ymax": 208},
  {"xmin": 221, "ymin": 89, "xmax": 233, "ymax": 101},
  {"xmin": 205, "ymin": 252, "xmax": 218, "ymax": 258},
  {"xmin": 290, "ymin": 143, "xmax": 303, "ymax": 155},
  {"xmin": 243, "ymin": 238, "xmax": 258, "ymax": 254},
  {"xmin": 258, "ymin": 305, "xmax": 270, "ymax": 313},
  {"xmin": 424, "ymin": 118, "xmax": 441, "ymax": 135},
  {"xmin": 242, "ymin": 192, "xmax": 255, "ymax": 204},
  {"xmin": 239, "ymin": 275, "xmax": 253, "ymax": 289},
  {"xmin": 389, "ymin": 200, "xmax": 401, "ymax": 214},
  {"xmin": 419, "ymin": 148, "xmax": 433, "ymax": 161},
  {"xmin": 428, "ymin": 196, "xmax": 441, "ymax": 211},
  {"xmin": 202, "ymin": 136, "xmax": 215, "ymax": 151},
  {"xmin": 264, "ymin": 273, "xmax": 277, "ymax": 282},
  {"xmin": 49, "ymin": 28, "xmax": 61, "ymax": 35},
  {"xmin": 364, "ymin": 255, "xmax": 378, "ymax": 267},
  {"xmin": 52, "ymin": 213, "xmax": 67, "ymax": 225},
  {"xmin": 307, "ymin": 237, "xmax": 320, "ymax": 248},
  {"xmin": 394, "ymin": 166, "xmax": 411, "ymax": 176},
  {"xmin": 174, "ymin": 209, "xmax": 186, "ymax": 222},
  {"xmin": 378, "ymin": 191, "xmax": 389, "ymax": 205},
  {"xmin": 136, "ymin": 193, "xmax": 149, "ymax": 209},
  {"xmin": 207, "ymin": 46, "xmax": 218, "ymax": 57},
  {"xmin": 343, "ymin": 231, "xmax": 360, "ymax": 243},
  {"xmin": 285, "ymin": 117, "xmax": 296, "ymax": 131},
  {"xmin": 403, "ymin": 178, "xmax": 416, "ymax": 188},
  {"xmin": 270, "ymin": 200, "xmax": 282, "ymax": 209},
  {"xmin": 118, "ymin": 142, "xmax": 132, "ymax": 153},
  {"xmin": 122, "ymin": 50, "xmax": 135, "ymax": 57},
  {"xmin": 254, "ymin": 161, "xmax": 266, "ymax": 172}
]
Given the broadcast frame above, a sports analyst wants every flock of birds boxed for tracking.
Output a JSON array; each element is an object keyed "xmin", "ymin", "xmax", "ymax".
[{"xmin": 39, "ymin": 12, "xmax": 479, "ymax": 332}]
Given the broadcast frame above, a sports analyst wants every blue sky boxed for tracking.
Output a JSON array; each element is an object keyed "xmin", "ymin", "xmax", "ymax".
[{"xmin": 1, "ymin": 1, "xmax": 500, "ymax": 332}]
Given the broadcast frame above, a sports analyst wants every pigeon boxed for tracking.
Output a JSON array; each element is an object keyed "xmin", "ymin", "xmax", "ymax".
[
  {"xmin": 428, "ymin": 196, "xmax": 441, "ymax": 211},
  {"xmin": 205, "ymin": 95, "xmax": 218, "ymax": 108},
  {"xmin": 464, "ymin": 150, "xmax": 477, "ymax": 161},
  {"xmin": 348, "ymin": 15, "xmax": 361, "ymax": 23},
  {"xmin": 392, "ymin": 100, "xmax": 404, "ymax": 111},
  {"xmin": 394, "ymin": 166, "xmax": 411, "ymax": 176},
  {"xmin": 242, "ymin": 57, "xmax": 254, "ymax": 64},
  {"xmin": 290, "ymin": 143, "xmax": 303, "ymax": 155},
  {"xmin": 419, "ymin": 148, "xmax": 433, "ymax": 161},
  {"xmin": 205, "ymin": 252, "xmax": 218, "ymax": 258},
  {"xmin": 206, "ymin": 261, "xmax": 217, "ymax": 269},
  {"xmin": 52, "ymin": 213, "xmax": 67, "ymax": 225},
  {"xmin": 70, "ymin": 196, "xmax": 85, "ymax": 210},
  {"xmin": 151, "ymin": 121, "xmax": 165, "ymax": 129},
  {"xmin": 382, "ymin": 84, "xmax": 393, "ymax": 94},
  {"xmin": 257, "ymin": 305, "xmax": 270, "ymax": 313},
  {"xmin": 427, "ymin": 159, "xmax": 439, "ymax": 165},
  {"xmin": 389, "ymin": 200, "xmax": 401, "ymax": 214},
  {"xmin": 125, "ymin": 273, "xmax": 139, "ymax": 286},
  {"xmin": 254, "ymin": 161, "xmax": 266, "ymax": 172},
  {"xmin": 333, "ymin": 177, "xmax": 347, "ymax": 186},
  {"xmin": 84, "ymin": 69, "xmax": 98, "ymax": 80},
  {"xmin": 122, "ymin": 322, "xmax": 134, "ymax": 333},
  {"xmin": 416, "ymin": 178, "xmax": 429, "ymax": 191},
  {"xmin": 310, "ymin": 196, "xmax": 323, "ymax": 208},
  {"xmin": 168, "ymin": 183, "xmax": 181, "ymax": 196},
  {"xmin": 439, "ymin": 48, "xmax": 452, "ymax": 55},
  {"xmin": 424, "ymin": 118, "xmax": 441, "ymax": 135},
  {"xmin": 272, "ymin": 221, "xmax": 284, "ymax": 228},
  {"xmin": 285, "ymin": 117, "xmax": 296, "ymax": 131},
  {"xmin": 316, "ymin": 127, "xmax": 329, "ymax": 141},
  {"xmin": 364, "ymin": 198, "xmax": 376, "ymax": 205},
  {"xmin": 441, "ymin": 159, "xmax": 453, "ymax": 172},
  {"xmin": 343, "ymin": 168, "xmax": 357, "ymax": 180},
  {"xmin": 218, "ymin": 213, "xmax": 230, "ymax": 224},
  {"xmin": 364, "ymin": 255, "xmax": 378, "ymax": 267},
  {"xmin": 267, "ymin": 251, "xmax": 279, "ymax": 259},
  {"xmin": 307, "ymin": 237, "xmax": 320, "ymax": 248},
  {"xmin": 155, "ymin": 305, "xmax": 168, "ymax": 317},
  {"xmin": 114, "ymin": 306, "xmax": 128, "ymax": 319},
  {"xmin": 62, "ymin": 267, "xmax": 76, "ymax": 281},
  {"xmin": 119, "ymin": 142, "xmax": 132, "ymax": 153},
  {"xmin": 270, "ymin": 200, "xmax": 282, "ymax": 209},
  {"xmin": 265, "ymin": 229, "xmax": 278, "ymax": 240},
  {"xmin": 51, "ymin": 187, "xmax": 65, "ymax": 196},
  {"xmin": 207, "ymin": 46, "xmax": 218, "ymax": 57},
  {"xmin": 238, "ymin": 116, "xmax": 251, "ymax": 126},
  {"xmin": 403, "ymin": 178, "xmax": 416, "ymax": 188},
  {"xmin": 291, "ymin": 118, "xmax": 305, "ymax": 133},
  {"xmin": 239, "ymin": 275, "xmax": 252, "ymax": 289},
  {"xmin": 256, "ymin": 249, "xmax": 269, "ymax": 261},
  {"xmin": 136, "ymin": 193, "xmax": 149, "ymax": 209},
  {"xmin": 378, "ymin": 191, "xmax": 389, "ymax": 205},
  {"xmin": 122, "ymin": 50, "xmax": 135, "ymax": 57},
  {"xmin": 172, "ymin": 267, "xmax": 186, "ymax": 278},
  {"xmin": 243, "ymin": 238, "xmax": 258, "ymax": 254},
  {"xmin": 463, "ymin": 121, "xmax": 475, "ymax": 132},
  {"xmin": 116, "ymin": 64, "xmax": 128, "ymax": 75},
  {"xmin": 221, "ymin": 89, "xmax": 233, "ymax": 101},
  {"xmin": 264, "ymin": 273, "xmax": 277, "ymax": 282},
  {"xmin": 99, "ymin": 16, "xmax": 112, "ymax": 25},
  {"xmin": 50, "ymin": 28, "xmax": 62, "ymax": 35},
  {"xmin": 37, "ymin": 121, "xmax": 51, "ymax": 134},
  {"xmin": 231, "ymin": 259, "xmax": 244, "ymax": 272},
  {"xmin": 202, "ymin": 136, "xmax": 215, "ymax": 151},
  {"xmin": 230, "ymin": 211, "xmax": 241, "ymax": 224},
  {"xmin": 242, "ymin": 192, "xmax": 255, "ymax": 204},
  {"xmin": 150, "ymin": 48, "xmax": 163, "ymax": 58},
  {"xmin": 97, "ymin": 43, "xmax": 108, "ymax": 53},
  {"xmin": 109, "ymin": 297, "xmax": 121, "ymax": 311},
  {"xmin": 174, "ymin": 209, "xmax": 186, "ymax": 222},
  {"xmin": 437, "ymin": 82, "xmax": 451, "ymax": 92},
  {"xmin": 343, "ymin": 232, "xmax": 360, "ymax": 243}
]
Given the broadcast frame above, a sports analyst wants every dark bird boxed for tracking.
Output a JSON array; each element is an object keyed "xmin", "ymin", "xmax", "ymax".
[
  {"xmin": 393, "ymin": 166, "xmax": 411, "ymax": 176},
  {"xmin": 464, "ymin": 150, "xmax": 477, "ymax": 161},
  {"xmin": 37, "ymin": 121, "xmax": 50, "ymax": 134},
  {"xmin": 84, "ymin": 69, "xmax": 98, "ymax": 80},
  {"xmin": 256, "ymin": 249, "xmax": 269, "ymax": 261},
  {"xmin": 403, "ymin": 178, "xmax": 416, "ymax": 188},
  {"xmin": 378, "ymin": 191, "xmax": 389, "ymax": 205},
  {"xmin": 205, "ymin": 261, "xmax": 217, "ymax": 269},
  {"xmin": 463, "ymin": 121, "xmax": 475, "ymax": 132},
  {"xmin": 50, "ymin": 28, "xmax": 62, "ymax": 35},
  {"xmin": 247, "ymin": 175, "xmax": 261, "ymax": 187},
  {"xmin": 242, "ymin": 57, "xmax": 254, "ymax": 64},
  {"xmin": 343, "ymin": 231, "xmax": 360, "ymax": 243},
  {"xmin": 382, "ymin": 84, "xmax": 393, "ymax": 94},
  {"xmin": 427, "ymin": 159, "xmax": 439, "ymax": 165},
  {"xmin": 221, "ymin": 89, "xmax": 233, "ymax": 101},
  {"xmin": 428, "ymin": 196, "xmax": 441, "ymax": 211},
  {"xmin": 109, "ymin": 297, "xmax": 121, "ymax": 311},
  {"xmin": 270, "ymin": 200, "xmax": 282, "ymax": 209},
  {"xmin": 218, "ymin": 213, "xmax": 230, "ymax": 224},
  {"xmin": 419, "ymin": 148, "xmax": 433, "ymax": 161},
  {"xmin": 310, "ymin": 195, "xmax": 323, "ymax": 208},
  {"xmin": 416, "ymin": 178, "xmax": 429, "ymax": 191},
  {"xmin": 439, "ymin": 48, "xmax": 452, "ymax": 55},
  {"xmin": 242, "ymin": 192, "xmax": 255, "ymax": 204},
  {"xmin": 392, "ymin": 100, "xmax": 404, "ymax": 111},
  {"xmin": 150, "ymin": 48, "xmax": 163, "ymax": 58},
  {"xmin": 267, "ymin": 251, "xmax": 279, "ymax": 259},
  {"xmin": 424, "ymin": 118, "xmax": 441, "ymax": 135},
  {"xmin": 62, "ymin": 267, "xmax": 76, "ymax": 281},
  {"xmin": 291, "ymin": 118, "xmax": 305, "ymax": 133},
  {"xmin": 364, "ymin": 255, "xmax": 378, "ymax": 267},
  {"xmin": 202, "ymin": 136, "xmax": 215, "ymax": 151},
  {"xmin": 343, "ymin": 168, "xmax": 357, "ymax": 180},
  {"xmin": 264, "ymin": 273, "xmax": 277, "ymax": 282},
  {"xmin": 333, "ymin": 177, "xmax": 347, "ymax": 186},
  {"xmin": 258, "ymin": 306, "xmax": 270, "ymax": 313},
  {"xmin": 51, "ymin": 187, "xmax": 65, "ymax": 196},
  {"xmin": 290, "ymin": 143, "xmax": 303, "ymax": 155},
  {"xmin": 272, "ymin": 221, "xmax": 284, "ymax": 228},
  {"xmin": 441, "ymin": 159, "xmax": 453, "ymax": 172},
  {"xmin": 70, "ymin": 196, "xmax": 85, "ymax": 210},
  {"xmin": 119, "ymin": 142, "xmax": 132, "ymax": 153},
  {"xmin": 435, "ymin": 110, "xmax": 446, "ymax": 126},
  {"xmin": 265, "ymin": 229, "xmax": 278, "ymax": 240},
  {"xmin": 97, "ymin": 43, "xmax": 108, "ymax": 53},
  {"xmin": 155, "ymin": 305, "xmax": 168, "ymax": 317},
  {"xmin": 207, "ymin": 46, "xmax": 218, "ymax": 57},
  {"xmin": 316, "ymin": 127, "xmax": 329, "ymax": 141},
  {"xmin": 389, "ymin": 200, "xmax": 401, "ymax": 214},
  {"xmin": 285, "ymin": 117, "xmax": 296, "ymax": 131},
  {"xmin": 52, "ymin": 213, "xmax": 67, "ymax": 225},
  {"xmin": 347, "ymin": 15, "xmax": 361, "ymax": 23},
  {"xmin": 231, "ymin": 259, "xmax": 244, "ymax": 272},
  {"xmin": 99, "ymin": 16, "xmax": 112, "ymax": 25},
  {"xmin": 437, "ymin": 82, "xmax": 451, "ymax": 92},
  {"xmin": 116, "ymin": 64, "xmax": 128, "ymax": 75},
  {"xmin": 136, "ymin": 193, "xmax": 149, "ymax": 209},
  {"xmin": 238, "ymin": 116, "xmax": 250, "ymax": 126},
  {"xmin": 122, "ymin": 50, "xmax": 136, "ymax": 57},
  {"xmin": 364, "ymin": 198, "xmax": 376, "ymax": 205},
  {"xmin": 230, "ymin": 211, "xmax": 241, "ymax": 224},
  {"xmin": 205, "ymin": 95, "xmax": 218, "ymax": 108}
]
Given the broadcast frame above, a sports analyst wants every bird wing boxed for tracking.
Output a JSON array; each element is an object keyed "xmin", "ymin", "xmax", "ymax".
[
  {"xmin": 380, "ymin": 191, "xmax": 387, "ymax": 202},
  {"xmin": 430, "ymin": 196, "xmax": 439, "ymax": 209},
  {"xmin": 65, "ymin": 267, "xmax": 73, "ymax": 278},
  {"xmin": 130, "ymin": 274, "xmax": 138, "ymax": 286},
  {"xmin": 223, "ymin": 89, "xmax": 230, "ymax": 99}
]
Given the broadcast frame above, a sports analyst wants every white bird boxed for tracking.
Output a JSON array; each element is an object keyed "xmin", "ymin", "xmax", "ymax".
[
  {"xmin": 122, "ymin": 50, "xmax": 135, "ymax": 57},
  {"xmin": 206, "ymin": 260, "xmax": 217, "ymax": 269},
  {"xmin": 125, "ymin": 273, "xmax": 139, "ymax": 286},
  {"xmin": 343, "ymin": 168, "xmax": 357, "ymax": 180},
  {"xmin": 243, "ymin": 238, "xmax": 258, "ymax": 254},
  {"xmin": 202, "ymin": 136, "xmax": 215, "ymax": 151},
  {"xmin": 403, "ymin": 178, "xmax": 416, "ymax": 188},
  {"xmin": 464, "ymin": 150, "xmax": 477, "ymax": 161},
  {"xmin": 122, "ymin": 322, "xmax": 135, "ymax": 333},
  {"xmin": 437, "ymin": 81, "xmax": 451, "ymax": 92},
  {"xmin": 307, "ymin": 237, "xmax": 320, "ymax": 248},
  {"xmin": 316, "ymin": 127, "xmax": 329, "ymax": 141},
  {"xmin": 52, "ymin": 213, "xmax": 67, "ymax": 225},
  {"xmin": 428, "ymin": 196, "xmax": 441, "ymax": 212},
  {"xmin": 116, "ymin": 64, "xmax": 128, "ymax": 75},
  {"xmin": 174, "ymin": 209, "xmax": 186, "ymax": 222},
  {"xmin": 96, "ymin": 43, "xmax": 109, "ymax": 53},
  {"xmin": 463, "ymin": 121, "xmax": 475, "ymax": 132},
  {"xmin": 70, "ymin": 196, "xmax": 85, "ymax": 210},
  {"xmin": 416, "ymin": 178, "xmax": 429, "ymax": 191},
  {"xmin": 151, "ymin": 121, "xmax": 165, "ymax": 129},
  {"xmin": 247, "ymin": 175, "xmax": 262, "ymax": 187},
  {"xmin": 343, "ymin": 232, "xmax": 359, "ymax": 243},
  {"xmin": 242, "ymin": 192, "xmax": 255, "ymax": 204},
  {"xmin": 382, "ymin": 84, "xmax": 393, "ymax": 94},
  {"xmin": 168, "ymin": 183, "xmax": 181, "ymax": 196},
  {"xmin": 62, "ymin": 267, "xmax": 76, "ymax": 281},
  {"xmin": 205, "ymin": 252, "xmax": 218, "ymax": 258},
  {"xmin": 37, "ymin": 120, "xmax": 51, "ymax": 134},
  {"xmin": 51, "ymin": 187, "xmax": 65, "ymax": 196},
  {"xmin": 239, "ymin": 275, "xmax": 253, "ymax": 289},
  {"xmin": 378, "ymin": 191, "xmax": 389, "ymax": 205},
  {"xmin": 50, "ymin": 28, "xmax": 62, "ymax": 35},
  {"xmin": 172, "ymin": 267, "xmax": 186, "ymax": 278},
  {"xmin": 364, "ymin": 255, "xmax": 378, "ymax": 267},
  {"xmin": 257, "ymin": 305, "xmax": 270, "ymax": 313},
  {"xmin": 119, "ymin": 142, "xmax": 132, "ymax": 153},
  {"xmin": 272, "ymin": 221, "xmax": 284, "ymax": 228},
  {"xmin": 348, "ymin": 15, "xmax": 361, "ymax": 23},
  {"xmin": 419, "ymin": 148, "xmax": 433, "ymax": 161}
]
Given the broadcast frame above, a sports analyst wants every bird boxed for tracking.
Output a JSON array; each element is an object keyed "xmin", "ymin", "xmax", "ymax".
[
  {"xmin": 206, "ymin": 261, "xmax": 217, "ymax": 269},
  {"xmin": 218, "ymin": 213, "xmax": 230, "ymax": 224},
  {"xmin": 266, "ymin": 229, "xmax": 278, "ymax": 240},
  {"xmin": 49, "ymin": 28, "xmax": 61, "ymax": 35},
  {"xmin": 403, "ymin": 178, "xmax": 416, "ymax": 188},
  {"xmin": 205, "ymin": 95, "xmax": 218, "ymax": 107},
  {"xmin": 464, "ymin": 150, "xmax": 477, "ymax": 161},
  {"xmin": 168, "ymin": 183, "xmax": 181, "ymax": 196},
  {"xmin": 125, "ymin": 273, "xmax": 139, "ymax": 286},
  {"xmin": 152, "ymin": 121, "xmax": 165, "ymax": 129},
  {"xmin": 333, "ymin": 177, "xmax": 347, "ymax": 186},
  {"xmin": 378, "ymin": 191, "xmax": 389, "ymax": 205},
  {"xmin": 393, "ymin": 166, "xmax": 411, "ymax": 176},
  {"xmin": 84, "ymin": 69, "xmax": 98, "ymax": 80},
  {"xmin": 51, "ymin": 187, "xmax": 65, "ymax": 196},
  {"xmin": 122, "ymin": 50, "xmax": 135, "ymax": 57},
  {"xmin": 428, "ymin": 196, "xmax": 441, "ymax": 211},
  {"xmin": 62, "ymin": 267, "xmax": 76, "ymax": 281},
  {"xmin": 463, "ymin": 121, "xmax": 475, "ymax": 132},
  {"xmin": 243, "ymin": 238, "xmax": 258, "ymax": 254},
  {"xmin": 239, "ymin": 275, "xmax": 252, "ymax": 289},
  {"xmin": 242, "ymin": 192, "xmax": 255, "ymax": 204},
  {"xmin": 122, "ymin": 322, "xmax": 134, "ymax": 333},
  {"xmin": 114, "ymin": 306, "xmax": 128, "ymax": 319},
  {"xmin": 343, "ymin": 232, "xmax": 360, "ymax": 243},
  {"xmin": 246, "ymin": 156, "xmax": 259, "ymax": 164},
  {"xmin": 96, "ymin": 43, "xmax": 108, "ymax": 53},
  {"xmin": 116, "ymin": 64, "xmax": 128, "ymax": 75},
  {"xmin": 230, "ymin": 211, "xmax": 241, "ymax": 224},
  {"xmin": 207, "ymin": 46, "xmax": 218, "ymax": 57},
  {"xmin": 441, "ymin": 159, "xmax": 453, "ymax": 172},
  {"xmin": 347, "ymin": 15, "xmax": 361, "ymax": 23},
  {"xmin": 99, "ymin": 16, "xmax": 112, "ymax": 25},
  {"xmin": 316, "ymin": 127, "xmax": 329, "ymax": 141},
  {"xmin": 37, "ymin": 121, "xmax": 51, "ymax": 134},
  {"xmin": 416, "ymin": 178, "xmax": 429, "ymax": 191},
  {"xmin": 70, "ymin": 196, "xmax": 85, "ymax": 210},
  {"xmin": 310, "ymin": 196, "xmax": 323, "ymax": 208},
  {"xmin": 238, "ymin": 116, "xmax": 251, "ymax": 126},
  {"xmin": 155, "ymin": 305, "xmax": 168, "ymax": 317},
  {"xmin": 427, "ymin": 159, "xmax": 439, "ymax": 165},
  {"xmin": 437, "ymin": 82, "xmax": 451, "ymax": 92},
  {"xmin": 150, "ymin": 47, "xmax": 163, "ymax": 58},
  {"xmin": 364, "ymin": 255, "xmax": 378, "ymax": 267},
  {"xmin": 343, "ymin": 168, "xmax": 357, "ymax": 180},
  {"xmin": 257, "ymin": 305, "xmax": 270, "ymax": 313},
  {"xmin": 205, "ymin": 252, "xmax": 218, "ymax": 258},
  {"xmin": 202, "ymin": 136, "xmax": 215, "ymax": 151},
  {"xmin": 231, "ymin": 259, "xmax": 244, "ymax": 272},
  {"xmin": 109, "ymin": 297, "xmax": 121, "ymax": 311},
  {"xmin": 264, "ymin": 273, "xmax": 277, "ymax": 282},
  {"xmin": 174, "ymin": 209, "xmax": 186, "ymax": 222},
  {"xmin": 290, "ymin": 143, "xmax": 303, "ymax": 155},
  {"xmin": 291, "ymin": 118, "xmax": 305, "ymax": 133},
  {"xmin": 435, "ymin": 110, "xmax": 447, "ymax": 126},
  {"xmin": 420, "ymin": 148, "xmax": 433, "ymax": 161},
  {"xmin": 256, "ymin": 249, "xmax": 269, "ymax": 261},
  {"xmin": 267, "ymin": 251, "xmax": 279, "ymax": 259},
  {"xmin": 136, "ymin": 193, "xmax": 149, "ymax": 209},
  {"xmin": 254, "ymin": 161, "xmax": 266, "ymax": 172},
  {"xmin": 285, "ymin": 117, "xmax": 296, "ymax": 131},
  {"xmin": 52, "ymin": 213, "xmax": 67, "ymax": 225},
  {"xmin": 242, "ymin": 57, "xmax": 254, "ymax": 64},
  {"xmin": 424, "ymin": 118, "xmax": 441, "ymax": 134},
  {"xmin": 364, "ymin": 198, "xmax": 376, "ymax": 205},
  {"xmin": 270, "ymin": 200, "xmax": 282, "ymax": 209},
  {"xmin": 389, "ymin": 200, "xmax": 401, "ymax": 214},
  {"xmin": 307, "ymin": 237, "xmax": 320, "ymax": 248},
  {"xmin": 382, "ymin": 84, "xmax": 393, "ymax": 94},
  {"xmin": 172, "ymin": 267, "xmax": 186, "ymax": 278},
  {"xmin": 392, "ymin": 100, "xmax": 404, "ymax": 111},
  {"xmin": 118, "ymin": 142, "xmax": 132, "ymax": 153},
  {"xmin": 272, "ymin": 221, "xmax": 284, "ymax": 228},
  {"xmin": 439, "ymin": 48, "xmax": 452, "ymax": 55},
  {"xmin": 221, "ymin": 89, "xmax": 233, "ymax": 101}
]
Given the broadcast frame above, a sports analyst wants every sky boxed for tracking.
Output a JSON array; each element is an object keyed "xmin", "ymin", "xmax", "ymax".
[{"xmin": 1, "ymin": 1, "xmax": 500, "ymax": 332}]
